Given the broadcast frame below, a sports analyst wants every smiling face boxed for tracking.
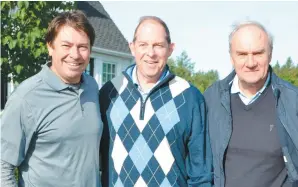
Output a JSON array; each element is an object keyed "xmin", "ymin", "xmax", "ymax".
[
  {"xmin": 230, "ymin": 25, "xmax": 271, "ymax": 88},
  {"xmin": 47, "ymin": 25, "xmax": 91, "ymax": 84},
  {"xmin": 129, "ymin": 20, "xmax": 174, "ymax": 83}
]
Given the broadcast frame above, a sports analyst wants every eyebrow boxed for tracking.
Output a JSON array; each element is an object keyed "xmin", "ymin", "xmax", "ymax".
[
  {"xmin": 135, "ymin": 41, "xmax": 166, "ymax": 45},
  {"xmin": 236, "ymin": 49, "xmax": 266, "ymax": 54},
  {"xmin": 60, "ymin": 41, "xmax": 89, "ymax": 46}
]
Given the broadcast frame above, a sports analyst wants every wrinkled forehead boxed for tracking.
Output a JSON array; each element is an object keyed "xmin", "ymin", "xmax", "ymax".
[
  {"xmin": 231, "ymin": 25, "xmax": 269, "ymax": 50},
  {"xmin": 134, "ymin": 20, "xmax": 167, "ymax": 41}
]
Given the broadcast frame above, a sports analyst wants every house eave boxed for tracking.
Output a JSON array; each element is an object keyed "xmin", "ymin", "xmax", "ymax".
[{"xmin": 92, "ymin": 47, "xmax": 134, "ymax": 59}]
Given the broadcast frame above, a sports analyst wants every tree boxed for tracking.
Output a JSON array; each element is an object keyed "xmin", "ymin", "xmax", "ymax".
[
  {"xmin": 272, "ymin": 57, "xmax": 298, "ymax": 86},
  {"xmin": 168, "ymin": 51, "xmax": 219, "ymax": 92},
  {"xmin": 192, "ymin": 70, "xmax": 219, "ymax": 93},
  {"xmin": 168, "ymin": 51, "xmax": 194, "ymax": 83},
  {"xmin": 1, "ymin": 1, "xmax": 74, "ymax": 84}
]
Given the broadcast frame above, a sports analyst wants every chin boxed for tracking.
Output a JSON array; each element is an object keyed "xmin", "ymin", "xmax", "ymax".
[
  {"xmin": 145, "ymin": 71, "xmax": 158, "ymax": 77},
  {"xmin": 244, "ymin": 79, "xmax": 263, "ymax": 86}
]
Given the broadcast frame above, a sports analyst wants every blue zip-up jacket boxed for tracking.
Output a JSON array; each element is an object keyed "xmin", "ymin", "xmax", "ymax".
[
  {"xmin": 204, "ymin": 67, "xmax": 298, "ymax": 187},
  {"xmin": 99, "ymin": 64, "xmax": 213, "ymax": 187}
]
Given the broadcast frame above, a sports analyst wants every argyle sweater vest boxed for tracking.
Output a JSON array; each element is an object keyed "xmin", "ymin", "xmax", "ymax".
[{"xmin": 99, "ymin": 72, "xmax": 211, "ymax": 187}]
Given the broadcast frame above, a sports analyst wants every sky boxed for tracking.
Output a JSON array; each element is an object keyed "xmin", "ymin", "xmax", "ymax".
[{"xmin": 101, "ymin": 1, "xmax": 298, "ymax": 79}]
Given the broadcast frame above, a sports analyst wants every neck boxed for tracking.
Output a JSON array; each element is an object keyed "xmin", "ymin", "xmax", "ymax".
[
  {"xmin": 238, "ymin": 77, "xmax": 267, "ymax": 98},
  {"xmin": 136, "ymin": 70, "xmax": 160, "ymax": 92},
  {"xmin": 50, "ymin": 66, "xmax": 81, "ymax": 84}
]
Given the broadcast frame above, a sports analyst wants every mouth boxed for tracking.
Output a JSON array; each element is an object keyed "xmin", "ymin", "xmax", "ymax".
[
  {"xmin": 145, "ymin": 60, "xmax": 158, "ymax": 64},
  {"xmin": 67, "ymin": 62, "xmax": 82, "ymax": 66},
  {"xmin": 245, "ymin": 69, "xmax": 259, "ymax": 73},
  {"xmin": 64, "ymin": 61, "xmax": 84, "ymax": 71}
]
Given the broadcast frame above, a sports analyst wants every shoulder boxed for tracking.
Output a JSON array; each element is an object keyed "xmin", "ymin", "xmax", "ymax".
[
  {"xmin": 203, "ymin": 80, "xmax": 221, "ymax": 101},
  {"xmin": 3, "ymin": 73, "xmax": 43, "ymax": 116},
  {"xmin": 100, "ymin": 74, "xmax": 128, "ymax": 95},
  {"xmin": 83, "ymin": 73, "xmax": 99, "ymax": 91},
  {"xmin": 168, "ymin": 75, "xmax": 204, "ymax": 103},
  {"xmin": 272, "ymin": 74, "xmax": 298, "ymax": 104},
  {"xmin": 9, "ymin": 73, "xmax": 43, "ymax": 101},
  {"xmin": 274, "ymin": 76, "xmax": 298, "ymax": 93}
]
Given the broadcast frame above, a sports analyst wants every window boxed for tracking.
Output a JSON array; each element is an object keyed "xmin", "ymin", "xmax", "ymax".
[
  {"xmin": 85, "ymin": 58, "xmax": 94, "ymax": 76},
  {"xmin": 102, "ymin": 62, "xmax": 116, "ymax": 84}
]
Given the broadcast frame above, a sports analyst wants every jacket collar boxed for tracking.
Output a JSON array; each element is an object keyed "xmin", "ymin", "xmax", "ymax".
[
  {"xmin": 219, "ymin": 65, "xmax": 277, "ymax": 92},
  {"xmin": 218, "ymin": 66, "xmax": 276, "ymax": 115}
]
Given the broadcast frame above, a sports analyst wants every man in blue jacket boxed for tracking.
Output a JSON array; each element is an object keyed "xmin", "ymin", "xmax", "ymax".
[
  {"xmin": 99, "ymin": 16, "xmax": 213, "ymax": 187},
  {"xmin": 204, "ymin": 20, "xmax": 298, "ymax": 187}
]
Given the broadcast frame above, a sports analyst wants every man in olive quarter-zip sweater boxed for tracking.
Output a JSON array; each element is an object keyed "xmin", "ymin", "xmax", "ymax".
[{"xmin": 99, "ymin": 16, "xmax": 213, "ymax": 187}]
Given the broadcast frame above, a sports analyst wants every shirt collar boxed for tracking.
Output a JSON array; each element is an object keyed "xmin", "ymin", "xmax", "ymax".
[
  {"xmin": 131, "ymin": 65, "xmax": 169, "ymax": 88},
  {"xmin": 230, "ymin": 73, "xmax": 270, "ymax": 96},
  {"xmin": 40, "ymin": 62, "xmax": 88, "ymax": 91}
]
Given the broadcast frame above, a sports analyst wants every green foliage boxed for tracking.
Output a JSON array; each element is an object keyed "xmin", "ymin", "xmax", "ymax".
[
  {"xmin": 15, "ymin": 168, "xmax": 19, "ymax": 182},
  {"xmin": 1, "ymin": 1, "xmax": 75, "ymax": 83},
  {"xmin": 193, "ymin": 70, "xmax": 219, "ymax": 93},
  {"xmin": 168, "ymin": 51, "xmax": 219, "ymax": 92},
  {"xmin": 273, "ymin": 57, "xmax": 298, "ymax": 86}
]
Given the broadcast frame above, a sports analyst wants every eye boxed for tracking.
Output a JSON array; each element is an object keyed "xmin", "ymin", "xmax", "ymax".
[
  {"xmin": 79, "ymin": 46, "xmax": 89, "ymax": 50},
  {"xmin": 62, "ymin": 44, "xmax": 70, "ymax": 48},
  {"xmin": 139, "ymin": 43, "xmax": 147, "ymax": 47},
  {"xmin": 255, "ymin": 52, "xmax": 264, "ymax": 56}
]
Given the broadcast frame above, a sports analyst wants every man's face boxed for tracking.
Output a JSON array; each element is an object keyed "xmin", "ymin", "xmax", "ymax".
[
  {"xmin": 47, "ymin": 25, "xmax": 91, "ymax": 84},
  {"xmin": 230, "ymin": 25, "xmax": 271, "ymax": 87},
  {"xmin": 129, "ymin": 20, "xmax": 174, "ymax": 82}
]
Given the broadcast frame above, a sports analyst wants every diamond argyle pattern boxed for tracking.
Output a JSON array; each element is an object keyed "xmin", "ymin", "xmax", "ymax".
[{"xmin": 108, "ymin": 76, "xmax": 190, "ymax": 187}]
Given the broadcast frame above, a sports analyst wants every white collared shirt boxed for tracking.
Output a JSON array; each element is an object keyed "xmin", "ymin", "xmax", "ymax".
[
  {"xmin": 230, "ymin": 74, "xmax": 270, "ymax": 105},
  {"xmin": 131, "ymin": 66, "xmax": 169, "ymax": 101}
]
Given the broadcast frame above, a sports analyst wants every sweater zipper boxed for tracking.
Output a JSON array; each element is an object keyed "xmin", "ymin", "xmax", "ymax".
[{"xmin": 123, "ymin": 71, "xmax": 175, "ymax": 120}]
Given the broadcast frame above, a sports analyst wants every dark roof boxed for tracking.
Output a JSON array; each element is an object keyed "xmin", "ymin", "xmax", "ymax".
[{"xmin": 77, "ymin": 1, "xmax": 131, "ymax": 54}]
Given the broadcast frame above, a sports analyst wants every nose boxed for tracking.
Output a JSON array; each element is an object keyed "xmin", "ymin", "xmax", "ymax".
[
  {"xmin": 246, "ymin": 54, "xmax": 257, "ymax": 68},
  {"xmin": 146, "ymin": 46, "xmax": 156, "ymax": 57},
  {"xmin": 69, "ymin": 47, "xmax": 80, "ymax": 59}
]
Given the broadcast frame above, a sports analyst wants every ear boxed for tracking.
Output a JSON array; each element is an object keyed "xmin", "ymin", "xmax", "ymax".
[
  {"xmin": 230, "ymin": 55, "xmax": 235, "ymax": 67},
  {"xmin": 269, "ymin": 53, "xmax": 272, "ymax": 64},
  {"xmin": 129, "ymin": 42, "xmax": 136, "ymax": 57},
  {"xmin": 47, "ymin": 43, "xmax": 54, "ymax": 56},
  {"xmin": 168, "ymin": 43, "xmax": 175, "ymax": 57}
]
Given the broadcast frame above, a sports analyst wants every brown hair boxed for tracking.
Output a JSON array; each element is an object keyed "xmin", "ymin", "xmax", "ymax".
[
  {"xmin": 133, "ymin": 16, "xmax": 171, "ymax": 44},
  {"xmin": 45, "ymin": 10, "xmax": 95, "ymax": 46}
]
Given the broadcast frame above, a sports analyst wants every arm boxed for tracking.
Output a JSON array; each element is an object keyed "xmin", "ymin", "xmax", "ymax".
[
  {"xmin": 1, "ymin": 92, "xmax": 35, "ymax": 181},
  {"xmin": 1, "ymin": 160, "xmax": 17, "ymax": 187},
  {"xmin": 186, "ymin": 98, "xmax": 213, "ymax": 187},
  {"xmin": 98, "ymin": 87, "xmax": 111, "ymax": 187}
]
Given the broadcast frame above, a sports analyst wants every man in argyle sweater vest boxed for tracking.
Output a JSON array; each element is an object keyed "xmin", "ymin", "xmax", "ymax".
[{"xmin": 99, "ymin": 16, "xmax": 213, "ymax": 187}]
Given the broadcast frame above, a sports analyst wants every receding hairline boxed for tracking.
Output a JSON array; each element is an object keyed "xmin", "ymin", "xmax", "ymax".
[
  {"xmin": 133, "ymin": 16, "xmax": 171, "ymax": 44},
  {"xmin": 229, "ymin": 21, "xmax": 273, "ymax": 55}
]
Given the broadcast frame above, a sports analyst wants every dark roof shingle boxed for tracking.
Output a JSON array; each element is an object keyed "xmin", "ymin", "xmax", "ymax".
[{"xmin": 77, "ymin": 1, "xmax": 131, "ymax": 54}]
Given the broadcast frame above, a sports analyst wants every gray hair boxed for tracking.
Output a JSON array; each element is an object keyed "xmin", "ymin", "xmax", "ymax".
[{"xmin": 229, "ymin": 20, "xmax": 274, "ymax": 57}]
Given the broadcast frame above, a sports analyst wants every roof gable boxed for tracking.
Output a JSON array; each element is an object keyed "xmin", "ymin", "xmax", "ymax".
[{"xmin": 77, "ymin": 1, "xmax": 131, "ymax": 54}]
